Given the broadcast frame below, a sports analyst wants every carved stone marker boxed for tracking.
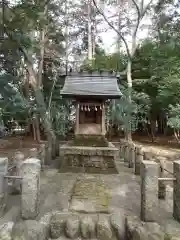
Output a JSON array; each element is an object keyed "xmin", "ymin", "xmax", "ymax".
[
  {"xmin": 21, "ymin": 158, "xmax": 41, "ymax": 220},
  {"xmin": 140, "ymin": 160, "xmax": 158, "ymax": 222}
]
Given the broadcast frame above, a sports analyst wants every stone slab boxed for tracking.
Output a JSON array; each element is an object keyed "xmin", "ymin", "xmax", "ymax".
[{"xmin": 70, "ymin": 176, "xmax": 111, "ymax": 213}]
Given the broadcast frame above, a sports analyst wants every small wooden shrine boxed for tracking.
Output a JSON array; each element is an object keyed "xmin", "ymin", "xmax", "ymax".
[{"xmin": 60, "ymin": 71, "xmax": 122, "ymax": 137}]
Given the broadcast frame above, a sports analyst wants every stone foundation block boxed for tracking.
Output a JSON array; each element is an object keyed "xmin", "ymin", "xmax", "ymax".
[
  {"xmin": 65, "ymin": 215, "xmax": 80, "ymax": 238},
  {"xmin": 81, "ymin": 216, "xmax": 96, "ymax": 238},
  {"xmin": 97, "ymin": 215, "xmax": 113, "ymax": 240},
  {"xmin": 50, "ymin": 212, "xmax": 69, "ymax": 239}
]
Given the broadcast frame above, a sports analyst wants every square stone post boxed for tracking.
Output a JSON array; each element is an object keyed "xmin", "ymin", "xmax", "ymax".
[
  {"xmin": 0, "ymin": 158, "xmax": 8, "ymax": 214},
  {"xmin": 158, "ymin": 162, "xmax": 166, "ymax": 200},
  {"xmin": 75, "ymin": 102, "xmax": 79, "ymax": 135},
  {"xmin": 119, "ymin": 145, "xmax": 123, "ymax": 161},
  {"xmin": 13, "ymin": 152, "xmax": 25, "ymax": 194},
  {"xmin": 140, "ymin": 160, "xmax": 159, "ymax": 222},
  {"xmin": 134, "ymin": 147, "xmax": 143, "ymax": 175},
  {"xmin": 120, "ymin": 144, "xmax": 125, "ymax": 162},
  {"xmin": 29, "ymin": 148, "xmax": 38, "ymax": 158},
  {"xmin": 173, "ymin": 160, "xmax": 180, "ymax": 222},
  {"xmin": 39, "ymin": 144, "xmax": 46, "ymax": 171},
  {"xmin": 21, "ymin": 158, "xmax": 41, "ymax": 220},
  {"xmin": 101, "ymin": 105, "xmax": 106, "ymax": 135},
  {"xmin": 124, "ymin": 144, "xmax": 128, "ymax": 164},
  {"xmin": 128, "ymin": 143, "xmax": 135, "ymax": 168}
]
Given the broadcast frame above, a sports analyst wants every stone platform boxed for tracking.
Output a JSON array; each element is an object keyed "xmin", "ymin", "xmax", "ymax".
[{"xmin": 59, "ymin": 142, "xmax": 119, "ymax": 173}]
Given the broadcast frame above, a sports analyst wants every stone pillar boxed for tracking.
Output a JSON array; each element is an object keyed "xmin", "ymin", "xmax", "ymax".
[
  {"xmin": 13, "ymin": 151, "xmax": 25, "ymax": 193},
  {"xmin": 128, "ymin": 143, "xmax": 135, "ymax": 168},
  {"xmin": 140, "ymin": 160, "xmax": 159, "ymax": 222},
  {"xmin": 101, "ymin": 105, "xmax": 106, "ymax": 135},
  {"xmin": 21, "ymin": 158, "xmax": 41, "ymax": 220},
  {"xmin": 158, "ymin": 165, "xmax": 166, "ymax": 200},
  {"xmin": 29, "ymin": 148, "xmax": 38, "ymax": 158},
  {"xmin": 119, "ymin": 145, "xmax": 123, "ymax": 161},
  {"xmin": 120, "ymin": 144, "xmax": 125, "ymax": 162},
  {"xmin": 134, "ymin": 147, "xmax": 143, "ymax": 175},
  {"xmin": 124, "ymin": 144, "xmax": 128, "ymax": 164},
  {"xmin": 75, "ymin": 102, "xmax": 79, "ymax": 135},
  {"xmin": 39, "ymin": 144, "xmax": 46, "ymax": 170},
  {"xmin": 0, "ymin": 158, "xmax": 8, "ymax": 214},
  {"xmin": 173, "ymin": 160, "xmax": 180, "ymax": 222}
]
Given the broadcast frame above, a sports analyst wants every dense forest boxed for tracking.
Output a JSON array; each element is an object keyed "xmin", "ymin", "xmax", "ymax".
[{"xmin": 0, "ymin": 0, "xmax": 180, "ymax": 152}]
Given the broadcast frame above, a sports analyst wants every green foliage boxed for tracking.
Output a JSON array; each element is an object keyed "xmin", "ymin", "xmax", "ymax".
[
  {"xmin": 1, "ymin": 0, "xmax": 180, "ymax": 139},
  {"xmin": 167, "ymin": 104, "xmax": 180, "ymax": 130},
  {"xmin": 0, "ymin": 73, "xmax": 29, "ymax": 123}
]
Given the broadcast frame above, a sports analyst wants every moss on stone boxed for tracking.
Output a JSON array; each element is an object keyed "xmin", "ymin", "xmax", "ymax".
[
  {"xmin": 72, "ymin": 135, "xmax": 109, "ymax": 147},
  {"xmin": 71, "ymin": 178, "xmax": 111, "ymax": 212}
]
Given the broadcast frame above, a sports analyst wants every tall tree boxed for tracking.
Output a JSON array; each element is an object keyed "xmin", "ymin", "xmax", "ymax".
[
  {"xmin": 92, "ymin": 0, "xmax": 155, "ymax": 141},
  {"xmin": 2, "ymin": 0, "xmax": 66, "ymax": 161}
]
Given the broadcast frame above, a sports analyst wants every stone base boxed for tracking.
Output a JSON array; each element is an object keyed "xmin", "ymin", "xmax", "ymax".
[{"xmin": 59, "ymin": 142, "xmax": 118, "ymax": 174}]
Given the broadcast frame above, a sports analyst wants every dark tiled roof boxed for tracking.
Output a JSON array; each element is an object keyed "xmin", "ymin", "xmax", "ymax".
[{"xmin": 60, "ymin": 72, "xmax": 122, "ymax": 98}]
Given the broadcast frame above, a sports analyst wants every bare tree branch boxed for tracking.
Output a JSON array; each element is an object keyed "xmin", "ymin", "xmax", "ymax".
[
  {"xmin": 132, "ymin": 0, "xmax": 141, "ymax": 19},
  {"xmin": 131, "ymin": 0, "xmax": 154, "ymax": 56},
  {"xmin": 131, "ymin": 0, "xmax": 141, "ymax": 55},
  {"xmin": 142, "ymin": 0, "xmax": 154, "ymax": 17},
  {"xmin": 140, "ymin": 0, "xmax": 144, "ymax": 12},
  {"xmin": 92, "ymin": 0, "xmax": 131, "ymax": 58}
]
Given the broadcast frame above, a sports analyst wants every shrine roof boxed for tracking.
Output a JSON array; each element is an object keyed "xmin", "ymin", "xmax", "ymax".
[{"xmin": 60, "ymin": 71, "xmax": 122, "ymax": 99}]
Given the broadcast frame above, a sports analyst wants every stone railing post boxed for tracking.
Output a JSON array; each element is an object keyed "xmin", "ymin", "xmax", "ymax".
[
  {"xmin": 124, "ymin": 143, "xmax": 129, "ymax": 164},
  {"xmin": 128, "ymin": 143, "xmax": 135, "ymax": 168},
  {"xmin": 173, "ymin": 160, "xmax": 180, "ymax": 222},
  {"xmin": 29, "ymin": 148, "xmax": 38, "ymax": 158},
  {"xmin": 121, "ymin": 144, "xmax": 125, "ymax": 162},
  {"xmin": 21, "ymin": 158, "xmax": 41, "ymax": 220},
  {"xmin": 140, "ymin": 160, "xmax": 158, "ymax": 222},
  {"xmin": 119, "ymin": 145, "xmax": 123, "ymax": 161},
  {"xmin": 13, "ymin": 151, "xmax": 25, "ymax": 193},
  {"xmin": 39, "ymin": 144, "xmax": 46, "ymax": 170},
  {"xmin": 158, "ymin": 158, "xmax": 166, "ymax": 200},
  {"xmin": 0, "ymin": 158, "xmax": 8, "ymax": 214},
  {"xmin": 158, "ymin": 166, "xmax": 166, "ymax": 200},
  {"xmin": 134, "ymin": 147, "xmax": 144, "ymax": 175}
]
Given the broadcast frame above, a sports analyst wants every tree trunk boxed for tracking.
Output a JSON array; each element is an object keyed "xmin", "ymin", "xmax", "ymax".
[
  {"xmin": 33, "ymin": 88, "xmax": 56, "ymax": 163},
  {"xmin": 27, "ymin": 64, "xmax": 56, "ymax": 163},
  {"xmin": 150, "ymin": 119, "xmax": 156, "ymax": 142},
  {"xmin": 126, "ymin": 58, "xmax": 132, "ymax": 142},
  {"xmin": 32, "ymin": 117, "xmax": 36, "ymax": 141},
  {"xmin": 35, "ymin": 115, "xmax": 41, "ymax": 142}
]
